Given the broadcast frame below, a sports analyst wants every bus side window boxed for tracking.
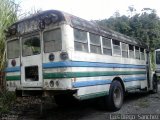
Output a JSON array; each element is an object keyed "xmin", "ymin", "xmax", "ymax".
[
  {"xmin": 112, "ymin": 40, "xmax": 121, "ymax": 56},
  {"xmin": 102, "ymin": 37, "xmax": 112, "ymax": 56},
  {"xmin": 135, "ymin": 46, "xmax": 140, "ymax": 59},
  {"xmin": 74, "ymin": 29, "xmax": 88, "ymax": 52},
  {"xmin": 140, "ymin": 48, "xmax": 145, "ymax": 60},
  {"xmin": 129, "ymin": 45, "xmax": 134, "ymax": 58},
  {"xmin": 90, "ymin": 33, "xmax": 101, "ymax": 54},
  {"xmin": 122, "ymin": 43, "xmax": 128, "ymax": 58}
]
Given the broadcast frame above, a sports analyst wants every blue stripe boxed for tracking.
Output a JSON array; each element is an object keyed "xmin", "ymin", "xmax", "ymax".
[
  {"xmin": 5, "ymin": 66, "xmax": 20, "ymax": 72},
  {"xmin": 43, "ymin": 61, "xmax": 145, "ymax": 69},
  {"xmin": 72, "ymin": 76, "xmax": 146, "ymax": 88},
  {"xmin": 72, "ymin": 80, "xmax": 111, "ymax": 88},
  {"xmin": 123, "ymin": 76, "xmax": 146, "ymax": 82}
]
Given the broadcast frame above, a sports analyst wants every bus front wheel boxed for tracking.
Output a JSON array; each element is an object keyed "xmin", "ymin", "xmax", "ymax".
[{"xmin": 106, "ymin": 80, "xmax": 124, "ymax": 111}]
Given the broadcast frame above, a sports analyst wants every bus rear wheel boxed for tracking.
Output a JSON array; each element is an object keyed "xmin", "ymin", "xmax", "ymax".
[
  {"xmin": 151, "ymin": 75, "xmax": 158, "ymax": 93},
  {"xmin": 106, "ymin": 80, "xmax": 124, "ymax": 111}
]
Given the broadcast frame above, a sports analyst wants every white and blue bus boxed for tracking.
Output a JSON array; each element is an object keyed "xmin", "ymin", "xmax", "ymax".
[{"xmin": 5, "ymin": 10, "xmax": 158, "ymax": 111}]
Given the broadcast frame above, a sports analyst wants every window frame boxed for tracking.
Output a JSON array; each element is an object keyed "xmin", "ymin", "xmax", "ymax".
[
  {"xmin": 22, "ymin": 34, "xmax": 41, "ymax": 57},
  {"xmin": 140, "ymin": 48, "xmax": 145, "ymax": 60},
  {"xmin": 135, "ymin": 46, "xmax": 140, "ymax": 59},
  {"xmin": 112, "ymin": 39, "xmax": 121, "ymax": 56},
  {"xmin": 121, "ymin": 43, "xmax": 129, "ymax": 58},
  {"xmin": 89, "ymin": 33, "xmax": 101, "ymax": 54},
  {"xmin": 102, "ymin": 37, "xmax": 112, "ymax": 56},
  {"xmin": 74, "ymin": 28, "xmax": 88, "ymax": 52},
  {"xmin": 129, "ymin": 44, "xmax": 135, "ymax": 58},
  {"xmin": 7, "ymin": 38, "xmax": 20, "ymax": 59},
  {"xmin": 43, "ymin": 28, "xmax": 62, "ymax": 53}
]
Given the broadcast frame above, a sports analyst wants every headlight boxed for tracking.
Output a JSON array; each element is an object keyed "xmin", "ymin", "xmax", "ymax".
[
  {"xmin": 11, "ymin": 59, "xmax": 16, "ymax": 66},
  {"xmin": 60, "ymin": 52, "xmax": 69, "ymax": 60},
  {"xmin": 49, "ymin": 53, "xmax": 55, "ymax": 61}
]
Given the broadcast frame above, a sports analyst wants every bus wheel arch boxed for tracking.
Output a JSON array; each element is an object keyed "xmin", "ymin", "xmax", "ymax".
[
  {"xmin": 112, "ymin": 77, "xmax": 125, "ymax": 93},
  {"xmin": 105, "ymin": 77, "xmax": 125, "ymax": 111}
]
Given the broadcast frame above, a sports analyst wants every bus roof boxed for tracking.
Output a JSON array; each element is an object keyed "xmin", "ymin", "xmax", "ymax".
[{"xmin": 7, "ymin": 10, "xmax": 147, "ymax": 48}]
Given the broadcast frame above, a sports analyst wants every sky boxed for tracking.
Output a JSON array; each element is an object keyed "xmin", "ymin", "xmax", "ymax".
[{"xmin": 15, "ymin": 0, "xmax": 160, "ymax": 20}]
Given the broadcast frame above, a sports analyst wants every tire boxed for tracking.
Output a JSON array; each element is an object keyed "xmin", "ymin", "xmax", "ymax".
[
  {"xmin": 54, "ymin": 94, "xmax": 78, "ymax": 107},
  {"xmin": 105, "ymin": 80, "xmax": 124, "ymax": 111},
  {"xmin": 151, "ymin": 75, "xmax": 158, "ymax": 94}
]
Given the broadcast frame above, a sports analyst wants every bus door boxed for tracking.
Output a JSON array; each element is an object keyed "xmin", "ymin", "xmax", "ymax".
[{"xmin": 21, "ymin": 33, "xmax": 43, "ymax": 87}]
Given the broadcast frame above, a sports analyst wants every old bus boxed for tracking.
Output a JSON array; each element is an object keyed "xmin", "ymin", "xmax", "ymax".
[{"xmin": 5, "ymin": 10, "xmax": 158, "ymax": 111}]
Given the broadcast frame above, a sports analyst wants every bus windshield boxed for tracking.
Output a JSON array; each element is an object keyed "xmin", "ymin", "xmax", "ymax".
[
  {"xmin": 7, "ymin": 39, "xmax": 20, "ymax": 59},
  {"xmin": 22, "ymin": 35, "xmax": 41, "ymax": 56},
  {"xmin": 156, "ymin": 51, "xmax": 160, "ymax": 64}
]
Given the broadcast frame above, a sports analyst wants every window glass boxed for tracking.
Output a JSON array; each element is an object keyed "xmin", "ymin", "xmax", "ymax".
[
  {"xmin": 74, "ymin": 29, "xmax": 87, "ymax": 42},
  {"xmin": 90, "ymin": 33, "xmax": 101, "ymax": 54},
  {"xmin": 7, "ymin": 39, "xmax": 20, "ymax": 59},
  {"xmin": 90, "ymin": 33, "xmax": 100, "ymax": 45},
  {"xmin": 135, "ymin": 46, "xmax": 140, "ymax": 59},
  {"xmin": 113, "ymin": 40, "xmax": 121, "ymax": 55},
  {"xmin": 129, "ymin": 45, "xmax": 134, "ymax": 58},
  {"xmin": 102, "ymin": 37, "xmax": 112, "ymax": 55},
  {"xmin": 90, "ymin": 45, "xmax": 101, "ymax": 54},
  {"xmin": 22, "ymin": 35, "xmax": 41, "ymax": 56},
  {"xmin": 156, "ymin": 51, "xmax": 160, "ymax": 64},
  {"xmin": 122, "ymin": 43, "xmax": 128, "ymax": 58},
  {"xmin": 74, "ymin": 29, "xmax": 88, "ymax": 52},
  {"xmin": 140, "ymin": 48, "xmax": 145, "ymax": 60},
  {"xmin": 44, "ymin": 29, "xmax": 62, "ymax": 52},
  {"xmin": 74, "ymin": 42, "xmax": 88, "ymax": 52}
]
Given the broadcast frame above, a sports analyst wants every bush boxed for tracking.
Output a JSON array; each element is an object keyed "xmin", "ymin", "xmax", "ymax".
[{"xmin": 0, "ymin": 90, "xmax": 16, "ymax": 114}]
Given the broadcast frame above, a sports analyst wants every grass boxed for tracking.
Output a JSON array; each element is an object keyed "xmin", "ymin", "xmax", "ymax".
[
  {"xmin": 0, "ymin": 90, "xmax": 16, "ymax": 114},
  {"xmin": 137, "ymin": 99, "xmax": 150, "ymax": 108}
]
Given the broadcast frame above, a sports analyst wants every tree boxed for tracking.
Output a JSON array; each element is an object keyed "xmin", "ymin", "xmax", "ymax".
[
  {"xmin": 96, "ymin": 8, "xmax": 160, "ymax": 50},
  {"xmin": 127, "ymin": 5, "xmax": 136, "ymax": 17},
  {"xmin": 0, "ymin": 0, "xmax": 18, "ymax": 70}
]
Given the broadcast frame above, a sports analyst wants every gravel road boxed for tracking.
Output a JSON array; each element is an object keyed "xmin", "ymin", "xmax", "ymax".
[{"xmin": 5, "ymin": 85, "xmax": 160, "ymax": 120}]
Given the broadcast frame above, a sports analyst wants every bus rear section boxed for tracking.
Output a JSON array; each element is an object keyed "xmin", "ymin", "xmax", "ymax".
[{"xmin": 5, "ymin": 10, "xmax": 75, "ymax": 96}]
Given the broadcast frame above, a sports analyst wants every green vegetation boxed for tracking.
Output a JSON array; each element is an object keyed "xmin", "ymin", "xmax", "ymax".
[
  {"xmin": 96, "ymin": 6, "xmax": 160, "ymax": 70},
  {"xmin": 0, "ymin": 0, "xmax": 18, "ymax": 113},
  {"xmin": 137, "ymin": 99, "xmax": 150, "ymax": 108},
  {"xmin": 0, "ymin": 90, "xmax": 16, "ymax": 113},
  {"xmin": 0, "ymin": 0, "xmax": 18, "ymax": 71},
  {"xmin": 96, "ymin": 6, "xmax": 160, "ymax": 50}
]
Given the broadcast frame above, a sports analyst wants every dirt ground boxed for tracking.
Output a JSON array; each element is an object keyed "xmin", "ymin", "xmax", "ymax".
[{"xmin": 2, "ymin": 85, "xmax": 160, "ymax": 120}]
